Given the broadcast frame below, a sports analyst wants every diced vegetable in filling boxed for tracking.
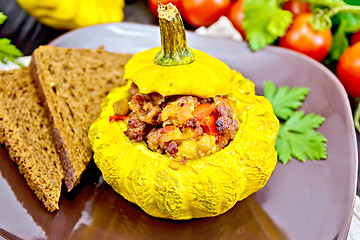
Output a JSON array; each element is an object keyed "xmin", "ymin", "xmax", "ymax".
[{"xmin": 112, "ymin": 84, "xmax": 239, "ymax": 160}]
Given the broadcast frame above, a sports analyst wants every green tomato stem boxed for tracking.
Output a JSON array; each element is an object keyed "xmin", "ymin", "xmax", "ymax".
[
  {"xmin": 309, "ymin": 9, "xmax": 333, "ymax": 31},
  {"xmin": 354, "ymin": 99, "xmax": 360, "ymax": 132},
  {"xmin": 326, "ymin": 5, "xmax": 360, "ymax": 18},
  {"xmin": 293, "ymin": 0, "xmax": 360, "ymax": 31},
  {"xmin": 155, "ymin": 2, "xmax": 195, "ymax": 66}
]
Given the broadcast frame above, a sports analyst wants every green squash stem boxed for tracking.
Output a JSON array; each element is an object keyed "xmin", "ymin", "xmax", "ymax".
[{"xmin": 155, "ymin": 2, "xmax": 195, "ymax": 66}]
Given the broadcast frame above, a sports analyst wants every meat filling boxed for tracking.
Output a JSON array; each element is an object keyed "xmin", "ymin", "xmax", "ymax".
[{"xmin": 117, "ymin": 84, "xmax": 239, "ymax": 160}]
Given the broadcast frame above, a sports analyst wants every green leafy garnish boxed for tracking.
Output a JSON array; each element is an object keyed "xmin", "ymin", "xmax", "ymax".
[
  {"xmin": 0, "ymin": 12, "xmax": 6, "ymax": 24},
  {"xmin": 276, "ymin": 111, "xmax": 327, "ymax": 164},
  {"xmin": 243, "ymin": 0, "xmax": 293, "ymax": 51},
  {"xmin": 330, "ymin": 12, "xmax": 360, "ymax": 60},
  {"xmin": 0, "ymin": 38, "xmax": 24, "ymax": 66},
  {"xmin": 0, "ymin": 12, "xmax": 23, "ymax": 66},
  {"xmin": 304, "ymin": 0, "xmax": 348, "ymax": 6},
  {"xmin": 345, "ymin": 0, "xmax": 360, "ymax": 5},
  {"xmin": 264, "ymin": 81, "xmax": 327, "ymax": 164},
  {"xmin": 263, "ymin": 81, "xmax": 309, "ymax": 120}
]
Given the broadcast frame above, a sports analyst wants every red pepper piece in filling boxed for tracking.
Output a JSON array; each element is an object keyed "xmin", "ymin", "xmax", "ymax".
[
  {"xmin": 192, "ymin": 103, "xmax": 215, "ymax": 121},
  {"xmin": 109, "ymin": 115, "xmax": 129, "ymax": 122},
  {"xmin": 201, "ymin": 113, "xmax": 218, "ymax": 135},
  {"xmin": 192, "ymin": 103, "xmax": 218, "ymax": 135},
  {"xmin": 160, "ymin": 126, "xmax": 176, "ymax": 133}
]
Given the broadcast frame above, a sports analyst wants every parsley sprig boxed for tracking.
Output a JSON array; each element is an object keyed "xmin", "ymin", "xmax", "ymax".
[
  {"xmin": 243, "ymin": 0, "xmax": 293, "ymax": 51},
  {"xmin": 264, "ymin": 81, "xmax": 327, "ymax": 164},
  {"xmin": 0, "ymin": 12, "xmax": 23, "ymax": 66}
]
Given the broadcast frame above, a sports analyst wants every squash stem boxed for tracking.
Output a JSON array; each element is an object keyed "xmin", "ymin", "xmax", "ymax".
[
  {"xmin": 354, "ymin": 99, "xmax": 360, "ymax": 132},
  {"xmin": 155, "ymin": 2, "xmax": 195, "ymax": 66}
]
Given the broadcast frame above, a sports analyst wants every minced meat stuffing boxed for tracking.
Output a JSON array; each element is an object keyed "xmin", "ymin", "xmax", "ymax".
[{"xmin": 116, "ymin": 84, "xmax": 239, "ymax": 160}]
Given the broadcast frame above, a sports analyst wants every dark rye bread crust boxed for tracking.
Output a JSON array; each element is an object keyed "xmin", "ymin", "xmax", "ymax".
[
  {"xmin": 0, "ymin": 67, "xmax": 64, "ymax": 212},
  {"xmin": 31, "ymin": 46, "xmax": 133, "ymax": 191}
]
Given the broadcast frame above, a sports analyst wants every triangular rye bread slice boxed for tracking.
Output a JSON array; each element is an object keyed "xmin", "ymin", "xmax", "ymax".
[
  {"xmin": 0, "ymin": 67, "xmax": 64, "ymax": 212},
  {"xmin": 31, "ymin": 46, "xmax": 132, "ymax": 191}
]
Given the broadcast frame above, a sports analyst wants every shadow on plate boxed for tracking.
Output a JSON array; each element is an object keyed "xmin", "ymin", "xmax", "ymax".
[{"xmin": 0, "ymin": 145, "xmax": 288, "ymax": 240}]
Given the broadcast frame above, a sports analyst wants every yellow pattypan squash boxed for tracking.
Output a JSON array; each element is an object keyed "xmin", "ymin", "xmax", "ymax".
[
  {"xmin": 16, "ymin": 0, "xmax": 125, "ymax": 30},
  {"xmin": 88, "ymin": 3, "xmax": 279, "ymax": 220}
]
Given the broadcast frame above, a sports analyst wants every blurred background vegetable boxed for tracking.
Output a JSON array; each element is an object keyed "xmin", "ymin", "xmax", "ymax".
[
  {"xmin": 336, "ymin": 42, "xmax": 360, "ymax": 98},
  {"xmin": 282, "ymin": 0, "xmax": 311, "ymax": 16},
  {"xmin": 243, "ymin": 0, "xmax": 293, "ymax": 51},
  {"xmin": 181, "ymin": 0, "xmax": 231, "ymax": 28},
  {"xmin": 148, "ymin": 0, "xmax": 183, "ymax": 17},
  {"xmin": 336, "ymin": 41, "xmax": 360, "ymax": 131},
  {"xmin": 278, "ymin": 13, "xmax": 333, "ymax": 62},
  {"xmin": 0, "ymin": 12, "xmax": 23, "ymax": 66},
  {"xmin": 351, "ymin": 29, "xmax": 360, "ymax": 44},
  {"xmin": 148, "ymin": 0, "xmax": 231, "ymax": 28},
  {"xmin": 16, "ymin": 0, "xmax": 125, "ymax": 30},
  {"xmin": 226, "ymin": 0, "xmax": 246, "ymax": 39}
]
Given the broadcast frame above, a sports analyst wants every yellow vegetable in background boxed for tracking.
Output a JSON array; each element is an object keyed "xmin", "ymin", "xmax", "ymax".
[
  {"xmin": 88, "ymin": 3, "xmax": 279, "ymax": 220},
  {"xmin": 16, "ymin": 0, "xmax": 125, "ymax": 30}
]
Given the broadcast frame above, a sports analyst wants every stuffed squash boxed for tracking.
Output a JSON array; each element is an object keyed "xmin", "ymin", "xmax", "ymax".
[{"xmin": 88, "ymin": 3, "xmax": 279, "ymax": 220}]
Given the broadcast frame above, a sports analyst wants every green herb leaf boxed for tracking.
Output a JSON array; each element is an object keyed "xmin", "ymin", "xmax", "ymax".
[
  {"xmin": 330, "ymin": 20, "xmax": 349, "ymax": 59},
  {"xmin": 0, "ymin": 12, "xmax": 23, "ymax": 66},
  {"xmin": 332, "ymin": 12, "xmax": 360, "ymax": 32},
  {"xmin": 0, "ymin": 12, "xmax": 6, "ymax": 24},
  {"xmin": 243, "ymin": 0, "xmax": 293, "ymax": 51},
  {"xmin": 264, "ymin": 81, "xmax": 327, "ymax": 164},
  {"xmin": 276, "ymin": 111, "xmax": 327, "ymax": 164},
  {"xmin": 344, "ymin": 0, "xmax": 360, "ymax": 5},
  {"xmin": 330, "ymin": 12, "xmax": 360, "ymax": 59},
  {"xmin": 263, "ymin": 81, "xmax": 309, "ymax": 120},
  {"xmin": 0, "ymin": 38, "xmax": 24, "ymax": 65}
]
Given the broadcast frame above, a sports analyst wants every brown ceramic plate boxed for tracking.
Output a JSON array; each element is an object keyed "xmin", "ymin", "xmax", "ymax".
[{"xmin": 0, "ymin": 22, "xmax": 358, "ymax": 240}]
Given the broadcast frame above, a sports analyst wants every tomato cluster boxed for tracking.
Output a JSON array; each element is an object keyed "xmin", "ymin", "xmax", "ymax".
[{"xmin": 281, "ymin": 1, "xmax": 360, "ymax": 99}]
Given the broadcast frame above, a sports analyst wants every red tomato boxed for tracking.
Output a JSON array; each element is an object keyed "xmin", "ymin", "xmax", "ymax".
[
  {"xmin": 226, "ymin": 0, "xmax": 246, "ymax": 39},
  {"xmin": 279, "ymin": 13, "xmax": 333, "ymax": 62},
  {"xmin": 336, "ymin": 42, "xmax": 360, "ymax": 97},
  {"xmin": 282, "ymin": 0, "xmax": 310, "ymax": 17},
  {"xmin": 148, "ymin": 0, "xmax": 183, "ymax": 17},
  {"xmin": 181, "ymin": 0, "xmax": 231, "ymax": 28},
  {"xmin": 350, "ymin": 30, "xmax": 360, "ymax": 46}
]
